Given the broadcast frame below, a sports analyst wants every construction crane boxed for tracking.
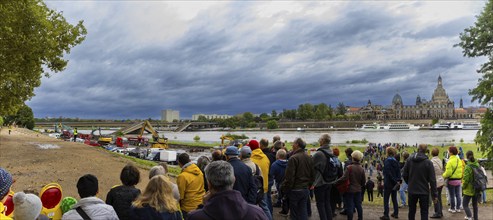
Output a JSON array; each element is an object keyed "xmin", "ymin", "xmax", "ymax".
[{"xmin": 139, "ymin": 121, "xmax": 168, "ymax": 149}]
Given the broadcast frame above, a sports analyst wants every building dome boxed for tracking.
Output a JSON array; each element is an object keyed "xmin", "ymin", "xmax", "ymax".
[{"xmin": 392, "ymin": 93, "xmax": 403, "ymax": 105}]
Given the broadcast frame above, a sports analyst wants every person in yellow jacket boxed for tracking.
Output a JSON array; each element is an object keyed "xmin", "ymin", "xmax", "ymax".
[
  {"xmin": 248, "ymin": 140, "xmax": 272, "ymax": 220},
  {"xmin": 0, "ymin": 168, "xmax": 13, "ymax": 220},
  {"xmin": 176, "ymin": 153, "xmax": 205, "ymax": 218},
  {"xmin": 442, "ymin": 146, "xmax": 464, "ymax": 213}
]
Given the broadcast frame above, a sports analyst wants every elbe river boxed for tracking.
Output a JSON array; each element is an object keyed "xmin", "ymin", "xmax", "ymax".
[
  {"xmin": 149, "ymin": 130, "xmax": 478, "ymax": 146},
  {"xmin": 81, "ymin": 130, "xmax": 478, "ymax": 146}
]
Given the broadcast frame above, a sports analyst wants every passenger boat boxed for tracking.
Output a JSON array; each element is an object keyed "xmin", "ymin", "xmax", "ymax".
[
  {"xmin": 462, "ymin": 122, "xmax": 481, "ymax": 130},
  {"xmin": 449, "ymin": 122, "xmax": 464, "ymax": 130},
  {"xmin": 431, "ymin": 123, "xmax": 451, "ymax": 130},
  {"xmin": 387, "ymin": 123, "xmax": 420, "ymax": 131},
  {"xmin": 356, "ymin": 123, "xmax": 389, "ymax": 131}
]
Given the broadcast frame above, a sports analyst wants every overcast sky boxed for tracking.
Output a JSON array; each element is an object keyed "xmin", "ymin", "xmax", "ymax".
[{"xmin": 28, "ymin": 1, "xmax": 487, "ymax": 119}]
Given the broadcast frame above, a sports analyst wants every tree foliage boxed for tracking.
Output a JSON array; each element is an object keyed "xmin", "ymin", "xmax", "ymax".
[
  {"xmin": 4, "ymin": 104, "xmax": 35, "ymax": 129},
  {"xmin": 336, "ymin": 102, "xmax": 347, "ymax": 116},
  {"xmin": 266, "ymin": 120, "xmax": 279, "ymax": 129},
  {"xmin": 457, "ymin": 0, "xmax": 493, "ymax": 162},
  {"xmin": 0, "ymin": 0, "xmax": 87, "ymax": 115}
]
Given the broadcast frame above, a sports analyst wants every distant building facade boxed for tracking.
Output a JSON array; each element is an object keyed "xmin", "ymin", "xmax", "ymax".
[
  {"xmin": 353, "ymin": 75, "xmax": 483, "ymax": 120},
  {"xmin": 161, "ymin": 109, "xmax": 180, "ymax": 122},
  {"xmin": 192, "ymin": 114, "xmax": 232, "ymax": 121}
]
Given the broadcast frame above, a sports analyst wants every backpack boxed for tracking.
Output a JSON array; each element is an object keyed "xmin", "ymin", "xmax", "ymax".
[
  {"xmin": 254, "ymin": 164, "xmax": 264, "ymax": 204},
  {"xmin": 318, "ymin": 149, "xmax": 340, "ymax": 182},
  {"xmin": 470, "ymin": 165, "xmax": 487, "ymax": 192}
]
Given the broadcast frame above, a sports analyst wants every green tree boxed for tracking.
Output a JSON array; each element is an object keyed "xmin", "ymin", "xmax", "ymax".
[
  {"xmin": 0, "ymin": 116, "xmax": 3, "ymax": 126},
  {"xmin": 4, "ymin": 104, "xmax": 35, "ymax": 129},
  {"xmin": 336, "ymin": 102, "xmax": 347, "ymax": 115},
  {"xmin": 314, "ymin": 103, "xmax": 330, "ymax": 120},
  {"xmin": 242, "ymin": 112, "xmax": 254, "ymax": 122},
  {"xmin": 271, "ymin": 110, "xmax": 278, "ymax": 118},
  {"xmin": 0, "ymin": 0, "xmax": 87, "ymax": 115},
  {"xmin": 297, "ymin": 103, "xmax": 314, "ymax": 120},
  {"xmin": 266, "ymin": 120, "xmax": 279, "ymax": 129},
  {"xmin": 197, "ymin": 115, "xmax": 209, "ymax": 122},
  {"xmin": 457, "ymin": 0, "xmax": 493, "ymax": 162},
  {"xmin": 259, "ymin": 113, "xmax": 270, "ymax": 122}
]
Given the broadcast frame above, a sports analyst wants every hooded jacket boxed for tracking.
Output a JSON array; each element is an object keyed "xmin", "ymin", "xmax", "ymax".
[
  {"xmin": 443, "ymin": 155, "xmax": 464, "ymax": 180},
  {"xmin": 462, "ymin": 160, "xmax": 480, "ymax": 196},
  {"xmin": 177, "ymin": 163, "xmax": 205, "ymax": 212},
  {"xmin": 402, "ymin": 153, "xmax": 437, "ymax": 197},
  {"xmin": 270, "ymin": 159, "xmax": 288, "ymax": 186},
  {"xmin": 62, "ymin": 197, "xmax": 119, "ymax": 220},
  {"xmin": 312, "ymin": 146, "xmax": 340, "ymax": 187},
  {"xmin": 188, "ymin": 190, "xmax": 267, "ymax": 220},
  {"xmin": 431, "ymin": 156, "xmax": 445, "ymax": 188},
  {"xmin": 251, "ymin": 149, "xmax": 270, "ymax": 193}
]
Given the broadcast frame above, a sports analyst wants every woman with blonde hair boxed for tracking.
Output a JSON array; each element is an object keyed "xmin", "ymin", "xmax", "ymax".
[{"xmin": 131, "ymin": 175, "xmax": 182, "ymax": 220}]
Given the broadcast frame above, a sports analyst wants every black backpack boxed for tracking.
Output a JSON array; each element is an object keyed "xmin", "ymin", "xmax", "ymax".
[
  {"xmin": 470, "ymin": 165, "xmax": 487, "ymax": 192},
  {"xmin": 254, "ymin": 164, "xmax": 265, "ymax": 204},
  {"xmin": 318, "ymin": 149, "xmax": 340, "ymax": 182}
]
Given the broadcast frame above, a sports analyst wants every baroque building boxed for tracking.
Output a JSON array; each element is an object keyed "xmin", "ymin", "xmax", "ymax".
[
  {"xmin": 358, "ymin": 75, "xmax": 458, "ymax": 120},
  {"xmin": 391, "ymin": 75, "xmax": 454, "ymax": 119}
]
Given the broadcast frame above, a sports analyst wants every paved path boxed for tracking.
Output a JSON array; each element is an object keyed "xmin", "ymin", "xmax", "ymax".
[{"xmin": 273, "ymin": 200, "xmax": 493, "ymax": 220}]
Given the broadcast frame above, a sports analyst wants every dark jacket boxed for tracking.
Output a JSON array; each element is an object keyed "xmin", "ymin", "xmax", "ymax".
[
  {"xmin": 281, "ymin": 149, "xmax": 314, "ymax": 192},
  {"xmin": 366, "ymin": 179, "xmax": 375, "ymax": 191},
  {"xmin": 130, "ymin": 205, "xmax": 182, "ymax": 220},
  {"xmin": 334, "ymin": 161, "xmax": 366, "ymax": 193},
  {"xmin": 187, "ymin": 190, "xmax": 267, "ymax": 220},
  {"xmin": 106, "ymin": 185, "xmax": 141, "ymax": 220},
  {"xmin": 270, "ymin": 159, "xmax": 288, "ymax": 186},
  {"xmin": 312, "ymin": 146, "xmax": 333, "ymax": 187},
  {"xmin": 228, "ymin": 157, "xmax": 257, "ymax": 204},
  {"xmin": 383, "ymin": 157, "xmax": 401, "ymax": 189},
  {"xmin": 262, "ymin": 148, "xmax": 276, "ymax": 167},
  {"xmin": 402, "ymin": 152, "xmax": 438, "ymax": 197}
]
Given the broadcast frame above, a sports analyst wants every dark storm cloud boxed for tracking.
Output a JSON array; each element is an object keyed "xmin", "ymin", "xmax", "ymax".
[{"xmin": 27, "ymin": 2, "xmax": 484, "ymax": 119}]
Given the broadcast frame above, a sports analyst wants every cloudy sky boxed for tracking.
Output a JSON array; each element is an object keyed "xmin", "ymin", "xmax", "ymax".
[{"xmin": 28, "ymin": 1, "xmax": 487, "ymax": 119}]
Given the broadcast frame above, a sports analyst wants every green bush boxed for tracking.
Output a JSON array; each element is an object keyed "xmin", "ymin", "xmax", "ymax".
[
  {"xmin": 266, "ymin": 120, "xmax": 279, "ymax": 129},
  {"xmin": 193, "ymin": 135, "xmax": 200, "ymax": 142}
]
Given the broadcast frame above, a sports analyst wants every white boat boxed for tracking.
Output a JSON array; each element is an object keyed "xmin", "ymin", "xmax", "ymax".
[
  {"xmin": 431, "ymin": 123, "xmax": 450, "ymax": 130},
  {"xmin": 356, "ymin": 123, "xmax": 389, "ymax": 131},
  {"xmin": 387, "ymin": 123, "xmax": 420, "ymax": 131},
  {"xmin": 462, "ymin": 122, "xmax": 481, "ymax": 130},
  {"xmin": 449, "ymin": 122, "xmax": 464, "ymax": 130}
]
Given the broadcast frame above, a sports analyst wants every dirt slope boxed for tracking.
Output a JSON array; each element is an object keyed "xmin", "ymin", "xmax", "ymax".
[{"xmin": 0, "ymin": 128, "xmax": 150, "ymax": 201}]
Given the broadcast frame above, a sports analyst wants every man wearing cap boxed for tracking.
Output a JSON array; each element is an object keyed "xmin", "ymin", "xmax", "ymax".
[
  {"xmin": 225, "ymin": 146, "xmax": 257, "ymax": 205},
  {"xmin": 249, "ymin": 140, "xmax": 273, "ymax": 220},
  {"xmin": 0, "ymin": 168, "xmax": 13, "ymax": 220}
]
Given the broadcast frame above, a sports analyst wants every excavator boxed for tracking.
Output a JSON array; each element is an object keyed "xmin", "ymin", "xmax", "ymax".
[
  {"xmin": 139, "ymin": 120, "xmax": 168, "ymax": 149},
  {"xmin": 220, "ymin": 135, "xmax": 234, "ymax": 147}
]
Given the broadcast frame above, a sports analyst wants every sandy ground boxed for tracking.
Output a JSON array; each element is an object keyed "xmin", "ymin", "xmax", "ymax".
[
  {"xmin": 0, "ymin": 128, "xmax": 150, "ymax": 201},
  {"xmin": 1, "ymin": 128, "xmax": 492, "ymax": 220}
]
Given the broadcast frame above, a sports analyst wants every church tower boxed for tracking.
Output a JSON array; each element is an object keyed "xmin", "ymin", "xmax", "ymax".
[{"xmin": 460, "ymin": 97, "xmax": 463, "ymax": 108}]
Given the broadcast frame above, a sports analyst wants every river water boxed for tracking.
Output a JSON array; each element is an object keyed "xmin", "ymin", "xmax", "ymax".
[
  {"xmin": 159, "ymin": 130, "xmax": 478, "ymax": 146},
  {"xmin": 79, "ymin": 129, "xmax": 478, "ymax": 145}
]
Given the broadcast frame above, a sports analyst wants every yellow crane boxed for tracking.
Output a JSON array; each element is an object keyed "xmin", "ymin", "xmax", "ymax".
[{"xmin": 139, "ymin": 120, "xmax": 168, "ymax": 149}]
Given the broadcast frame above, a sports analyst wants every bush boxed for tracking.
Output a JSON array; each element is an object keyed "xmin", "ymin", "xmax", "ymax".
[
  {"xmin": 266, "ymin": 120, "xmax": 279, "ymax": 129},
  {"xmin": 460, "ymin": 138, "xmax": 464, "ymax": 143},
  {"xmin": 193, "ymin": 135, "xmax": 200, "ymax": 142}
]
